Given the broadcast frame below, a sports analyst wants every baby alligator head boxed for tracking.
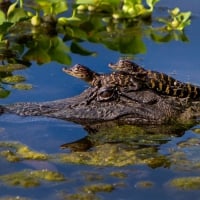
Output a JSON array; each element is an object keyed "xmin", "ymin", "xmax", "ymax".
[
  {"xmin": 109, "ymin": 59, "xmax": 145, "ymax": 73},
  {"xmin": 62, "ymin": 64, "xmax": 99, "ymax": 84}
]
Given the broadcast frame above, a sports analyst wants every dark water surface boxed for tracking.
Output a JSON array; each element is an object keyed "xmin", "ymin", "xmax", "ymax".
[{"xmin": 0, "ymin": 0, "xmax": 200, "ymax": 199}]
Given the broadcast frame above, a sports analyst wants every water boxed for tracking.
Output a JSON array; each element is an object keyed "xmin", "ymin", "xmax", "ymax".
[{"xmin": 0, "ymin": 0, "xmax": 200, "ymax": 199}]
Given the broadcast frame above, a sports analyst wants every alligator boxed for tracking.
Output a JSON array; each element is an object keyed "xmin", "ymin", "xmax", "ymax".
[
  {"xmin": 1, "ymin": 62, "xmax": 200, "ymax": 126},
  {"xmin": 63, "ymin": 64, "xmax": 143, "ymax": 90},
  {"xmin": 63, "ymin": 63, "xmax": 200, "ymax": 99},
  {"xmin": 109, "ymin": 59, "xmax": 200, "ymax": 98}
]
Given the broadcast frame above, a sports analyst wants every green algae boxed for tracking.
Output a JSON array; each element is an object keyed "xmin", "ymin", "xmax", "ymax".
[
  {"xmin": 169, "ymin": 177, "xmax": 200, "ymax": 190},
  {"xmin": 83, "ymin": 183, "xmax": 115, "ymax": 193},
  {"xmin": 178, "ymin": 138, "xmax": 200, "ymax": 148},
  {"xmin": 0, "ymin": 64, "xmax": 27, "ymax": 72},
  {"xmin": 59, "ymin": 143, "xmax": 171, "ymax": 167},
  {"xmin": 87, "ymin": 124, "xmax": 177, "ymax": 147},
  {"xmin": 62, "ymin": 193, "xmax": 99, "ymax": 200},
  {"xmin": 1, "ymin": 75, "xmax": 26, "ymax": 84},
  {"xmin": 0, "ymin": 141, "xmax": 48, "ymax": 162},
  {"xmin": 0, "ymin": 169, "xmax": 65, "ymax": 187},
  {"xmin": 110, "ymin": 171, "xmax": 128, "ymax": 179},
  {"xmin": 168, "ymin": 136, "xmax": 200, "ymax": 171},
  {"xmin": 60, "ymin": 181, "xmax": 124, "ymax": 200},
  {"xmin": 192, "ymin": 128, "xmax": 200, "ymax": 134},
  {"xmin": 59, "ymin": 143, "xmax": 142, "ymax": 167},
  {"xmin": 12, "ymin": 83, "xmax": 33, "ymax": 90},
  {"xmin": 0, "ymin": 123, "xmax": 198, "ymax": 170},
  {"xmin": 82, "ymin": 172, "xmax": 104, "ymax": 182},
  {"xmin": 58, "ymin": 124, "xmax": 182, "ymax": 167},
  {"xmin": 30, "ymin": 169, "xmax": 65, "ymax": 181},
  {"xmin": 135, "ymin": 181, "xmax": 154, "ymax": 189}
]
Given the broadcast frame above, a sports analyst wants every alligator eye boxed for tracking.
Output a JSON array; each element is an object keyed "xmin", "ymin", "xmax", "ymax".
[
  {"xmin": 97, "ymin": 87, "xmax": 117, "ymax": 102},
  {"xmin": 100, "ymin": 90, "xmax": 112, "ymax": 98}
]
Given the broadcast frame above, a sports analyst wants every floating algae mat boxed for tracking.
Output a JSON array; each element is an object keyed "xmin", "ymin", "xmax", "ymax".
[
  {"xmin": 0, "ymin": 169, "xmax": 65, "ymax": 187},
  {"xmin": 0, "ymin": 141, "xmax": 48, "ymax": 162},
  {"xmin": 169, "ymin": 177, "xmax": 200, "ymax": 190}
]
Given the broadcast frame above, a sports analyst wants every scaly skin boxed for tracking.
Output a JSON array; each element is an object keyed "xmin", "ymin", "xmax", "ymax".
[{"xmin": 109, "ymin": 60, "xmax": 200, "ymax": 99}]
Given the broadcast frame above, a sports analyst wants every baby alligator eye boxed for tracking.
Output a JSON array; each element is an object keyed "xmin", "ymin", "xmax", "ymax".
[{"xmin": 97, "ymin": 87, "xmax": 117, "ymax": 101}]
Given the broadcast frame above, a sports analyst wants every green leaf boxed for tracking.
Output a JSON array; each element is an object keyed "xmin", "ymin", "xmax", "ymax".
[
  {"xmin": 146, "ymin": 0, "xmax": 160, "ymax": 11},
  {"xmin": 0, "ymin": 88, "xmax": 10, "ymax": 98},
  {"xmin": 23, "ymin": 48, "xmax": 51, "ymax": 64},
  {"xmin": 150, "ymin": 32, "xmax": 172, "ymax": 43},
  {"xmin": 0, "ymin": 11, "xmax": 6, "ymax": 25},
  {"xmin": 7, "ymin": 8, "xmax": 27, "ymax": 23},
  {"xmin": 0, "ymin": 22, "xmax": 13, "ymax": 41},
  {"xmin": 36, "ymin": 0, "xmax": 68, "ymax": 15},
  {"xmin": 7, "ymin": 1, "xmax": 18, "ymax": 17},
  {"xmin": 70, "ymin": 41, "xmax": 96, "ymax": 56},
  {"xmin": 48, "ymin": 37, "xmax": 71, "ymax": 64},
  {"xmin": 76, "ymin": 0, "xmax": 94, "ymax": 4},
  {"xmin": 52, "ymin": 0, "xmax": 68, "ymax": 14}
]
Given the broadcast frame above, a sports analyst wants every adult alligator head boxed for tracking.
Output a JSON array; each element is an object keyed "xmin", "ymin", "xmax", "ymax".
[{"xmin": 1, "ymin": 86, "xmax": 200, "ymax": 126}]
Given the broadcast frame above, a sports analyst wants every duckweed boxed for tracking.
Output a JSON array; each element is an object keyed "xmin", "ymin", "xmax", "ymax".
[
  {"xmin": 63, "ymin": 193, "xmax": 99, "ymax": 200},
  {"xmin": 1, "ymin": 75, "xmax": 26, "ymax": 84},
  {"xmin": 135, "ymin": 181, "xmax": 154, "ymax": 188},
  {"xmin": 178, "ymin": 138, "xmax": 200, "ymax": 148},
  {"xmin": 12, "ymin": 83, "xmax": 33, "ymax": 90},
  {"xmin": 83, "ymin": 183, "xmax": 115, "ymax": 193},
  {"xmin": 30, "ymin": 169, "xmax": 65, "ymax": 181},
  {"xmin": 0, "ymin": 170, "xmax": 40, "ymax": 187},
  {"xmin": 0, "ymin": 142, "xmax": 48, "ymax": 162},
  {"xmin": 110, "ymin": 171, "xmax": 128, "ymax": 179},
  {"xmin": 0, "ymin": 169, "xmax": 65, "ymax": 187},
  {"xmin": 192, "ymin": 128, "xmax": 200, "ymax": 134},
  {"xmin": 59, "ymin": 142, "xmax": 173, "ymax": 167},
  {"xmin": 169, "ymin": 177, "xmax": 200, "ymax": 190},
  {"xmin": 82, "ymin": 172, "xmax": 104, "ymax": 182},
  {"xmin": 0, "ymin": 64, "xmax": 27, "ymax": 72},
  {"xmin": 60, "ymin": 143, "xmax": 142, "ymax": 167}
]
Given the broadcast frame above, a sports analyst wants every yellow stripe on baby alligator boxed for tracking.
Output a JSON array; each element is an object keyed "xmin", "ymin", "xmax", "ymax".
[
  {"xmin": 173, "ymin": 88, "xmax": 178, "ymax": 96},
  {"xmin": 160, "ymin": 73, "xmax": 166, "ymax": 81},
  {"xmin": 193, "ymin": 86, "xmax": 199, "ymax": 98},
  {"xmin": 187, "ymin": 84, "xmax": 192, "ymax": 92},
  {"xmin": 179, "ymin": 88, "xmax": 186, "ymax": 98},
  {"xmin": 165, "ymin": 85, "xmax": 171, "ymax": 95},
  {"xmin": 150, "ymin": 79, "xmax": 156, "ymax": 89},
  {"xmin": 158, "ymin": 82, "xmax": 163, "ymax": 91}
]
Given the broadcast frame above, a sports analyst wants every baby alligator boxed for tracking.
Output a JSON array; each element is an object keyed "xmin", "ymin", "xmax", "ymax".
[
  {"xmin": 109, "ymin": 59, "xmax": 200, "ymax": 99},
  {"xmin": 63, "ymin": 64, "xmax": 142, "ymax": 89},
  {"xmin": 63, "ymin": 64, "xmax": 145, "ymax": 101}
]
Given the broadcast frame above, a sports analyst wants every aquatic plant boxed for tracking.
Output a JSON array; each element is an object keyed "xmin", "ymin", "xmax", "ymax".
[{"xmin": 0, "ymin": 0, "xmax": 192, "ymax": 96}]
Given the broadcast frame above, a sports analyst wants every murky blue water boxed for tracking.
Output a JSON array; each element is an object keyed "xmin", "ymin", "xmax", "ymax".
[{"xmin": 0, "ymin": 0, "xmax": 200, "ymax": 199}]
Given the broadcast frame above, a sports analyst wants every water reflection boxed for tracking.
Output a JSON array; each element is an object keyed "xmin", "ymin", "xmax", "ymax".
[{"xmin": 60, "ymin": 121, "xmax": 188, "ymax": 168}]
